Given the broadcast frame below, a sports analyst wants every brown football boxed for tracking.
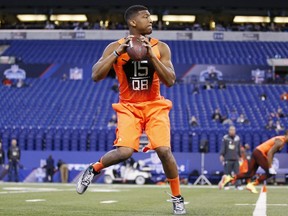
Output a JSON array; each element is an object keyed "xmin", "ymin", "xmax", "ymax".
[{"xmin": 126, "ymin": 37, "xmax": 147, "ymax": 61}]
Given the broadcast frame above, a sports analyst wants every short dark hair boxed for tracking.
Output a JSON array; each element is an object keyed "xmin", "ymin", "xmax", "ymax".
[{"xmin": 124, "ymin": 5, "xmax": 148, "ymax": 22}]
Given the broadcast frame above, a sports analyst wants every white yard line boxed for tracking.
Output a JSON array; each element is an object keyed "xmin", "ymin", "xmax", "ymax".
[
  {"xmin": 100, "ymin": 200, "xmax": 118, "ymax": 204},
  {"xmin": 253, "ymin": 186, "xmax": 267, "ymax": 216},
  {"xmin": 236, "ymin": 204, "xmax": 287, "ymax": 206},
  {"xmin": 26, "ymin": 199, "xmax": 46, "ymax": 202}
]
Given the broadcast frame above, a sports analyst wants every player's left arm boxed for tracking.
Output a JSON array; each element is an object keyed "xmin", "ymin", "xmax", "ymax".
[
  {"xmin": 143, "ymin": 39, "xmax": 176, "ymax": 87},
  {"xmin": 267, "ymin": 138, "xmax": 283, "ymax": 168}
]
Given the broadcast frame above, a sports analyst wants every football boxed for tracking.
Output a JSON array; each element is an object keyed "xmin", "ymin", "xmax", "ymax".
[{"xmin": 126, "ymin": 37, "xmax": 147, "ymax": 61}]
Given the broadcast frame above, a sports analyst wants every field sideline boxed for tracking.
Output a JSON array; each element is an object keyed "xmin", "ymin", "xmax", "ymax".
[{"xmin": 0, "ymin": 183, "xmax": 287, "ymax": 216}]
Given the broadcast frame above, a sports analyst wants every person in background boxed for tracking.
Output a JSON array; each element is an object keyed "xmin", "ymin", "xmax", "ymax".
[
  {"xmin": 7, "ymin": 139, "xmax": 21, "ymax": 182},
  {"xmin": 237, "ymin": 114, "xmax": 249, "ymax": 124},
  {"xmin": 212, "ymin": 108, "xmax": 222, "ymax": 122},
  {"xmin": 276, "ymin": 107, "xmax": 285, "ymax": 118},
  {"xmin": 220, "ymin": 130, "xmax": 288, "ymax": 193},
  {"xmin": 265, "ymin": 119, "xmax": 276, "ymax": 130},
  {"xmin": 219, "ymin": 126, "xmax": 241, "ymax": 190},
  {"xmin": 57, "ymin": 159, "xmax": 69, "ymax": 183},
  {"xmin": 192, "ymin": 84, "xmax": 199, "ymax": 94},
  {"xmin": 107, "ymin": 114, "xmax": 117, "ymax": 128},
  {"xmin": 280, "ymin": 92, "xmax": 288, "ymax": 101},
  {"xmin": 0, "ymin": 141, "xmax": 5, "ymax": 167},
  {"xmin": 62, "ymin": 73, "xmax": 68, "ymax": 81},
  {"xmin": 189, "ymin": 116, "xmax": 198, "ymax": 127},
  {"xmin": 260, "ymin": 94, "xmax": 267, "ymax": 101},
  {"xmin": 222, "ymin": 115, "xmax": 233, "ymax": 126},
  {"xmin": 218, "ymin": 81, "xmax": 226, "ymax": 89},
  {"xmin": 239, "ymin": 146, "xmax": 249, "ymax": 178},
  {"xmin": 244, "ymin": 144, "xmax": 252, "ymax": 161},
  {"xmin": 203, "ymin": 81, "xmax": 213, "ymax": 90},
  {"xmin": 275, "ymin": 121, "xmax": 284, "ymax": 133},
  {"xmin": 46, "ymin": 155, "xmax": 55, "ymax": 182}
]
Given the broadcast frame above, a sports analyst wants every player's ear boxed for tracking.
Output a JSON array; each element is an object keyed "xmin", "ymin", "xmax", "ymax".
[{"xmin": 129, "ymin": 19, "xmax": 137, "ymax": 27}]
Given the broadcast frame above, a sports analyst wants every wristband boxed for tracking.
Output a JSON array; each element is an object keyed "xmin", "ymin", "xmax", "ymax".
[{"xmin": 113, "ymin": 50, "xmax": 120, "ymax": 57}]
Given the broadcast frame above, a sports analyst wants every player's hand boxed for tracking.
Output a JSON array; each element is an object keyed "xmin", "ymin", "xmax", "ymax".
[
  {"xmin": 269, "ymin": 167, "xmax": 277, "ymax": 175},
  {"xmin": 115, "ymin": 35, "xmax": 134, "ymax": 55},
  {"xmin": 140, "ymin": 36, "xmax": 155, "ymax": 59}
]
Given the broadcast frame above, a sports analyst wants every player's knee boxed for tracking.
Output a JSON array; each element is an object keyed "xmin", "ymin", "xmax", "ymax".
[{"xmin": 156, "ymin": 147, "xmax": 173, "ymax": 162}]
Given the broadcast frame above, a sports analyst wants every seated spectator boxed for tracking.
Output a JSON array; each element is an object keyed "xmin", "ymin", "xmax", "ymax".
[
  {"xmin": 260, "ymin": 94, "xmax": 267, "ymax": 101},
  {"xmin": 189, "ymin": 116, "xmax": 198, "ymax": 127},
  {"xmin": 203, "ymin": 81, "xmax": 213, "ymax": 90},
  {"xmin": 107, "ymin": 114, "xmax": 117, "ymax": 128},
  {"xmin": 237, "ymin": 114, "xmax": 249, "ymax": 124},
  {"xmin": 192, "ymin": 84, "xmax": 199, "ymax": 95},
  {"xmin": 269, "ymin": 112, "xmax": 278, "ymax": 121},
  {"xmin": 212, "ymin": 108, "xmax": 222, "ymax": 122},
  {"xmin": 15, "ymin": 79, "xmax": 28, "ymax": 88},
  {"xmin": 275, "ymin": 121, "xmax": 284, "ymax": 133},
  {"xmin": 218, "ymin": 81, "xmax": 226, "ymax": 89},
  {"xmin": 222, "ymin": 115, "xmax": 233, "ymax": 125},
  {"xmin": 276, "ymin": 107, "xmax": 285, "ymax": 118},
  {"xmin": 280, "ymin": 92, "xmax": 288, "ymax": 101},
  {"xmin": 62, "ymin": 73, "xmax": 68, "ymax": 81},
  {"xmin": 265, "ymin": 119, "xmax": 276, "ymax": 130}
]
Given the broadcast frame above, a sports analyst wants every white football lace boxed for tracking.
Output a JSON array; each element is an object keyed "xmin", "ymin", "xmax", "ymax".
[{"xmin": 166, "ymin": 192, "xmax": 182, "ymax": 203}]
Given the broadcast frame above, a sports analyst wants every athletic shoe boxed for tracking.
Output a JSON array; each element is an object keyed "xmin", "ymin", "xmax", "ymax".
[
  {"xmin": 246, "ymin": 182, "xmax": 258, "ymax": 194},
  {"xmin": 218, "ymin": 175, "xmax": 233, "ymax": 190},
  {"xmin": 167, "ymin": 193, "xmax": 186, "ymax": 215},
  {"xmin": 76, "ymin": 163, "xmax": 98, "ymax": 194}
]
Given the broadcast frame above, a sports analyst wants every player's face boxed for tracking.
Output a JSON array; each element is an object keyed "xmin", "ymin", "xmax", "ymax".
[
  {"xmin": 229, "ymin": 128, "xmax": 236, "ymax": 136},
  {"xmin": 134, "ymin": 10, "xmax": 153, "ymax": 35}
]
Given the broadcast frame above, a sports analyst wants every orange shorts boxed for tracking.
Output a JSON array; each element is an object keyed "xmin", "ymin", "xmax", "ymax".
[{"xmin": 112, "ymin": 98, "xmax": 172, "ymax": 152}]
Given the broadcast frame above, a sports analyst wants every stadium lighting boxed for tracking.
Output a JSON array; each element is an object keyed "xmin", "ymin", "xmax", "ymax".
[
  {"xmin": 17, "ymin": 14, "xmax": 47, "ymax": 22},
  {"xmin": 150, "ymin": 15, "xmax": 158, "ymax": 22},
  {"xmin": 50, "ymin": 14, "xmax": 87, "ymax": 22},
  {"xmin": 233, "ymin": 16, "xmax": 270, "ymax": 23},
  {"xmin": 163, "ymin": 15, "xmax": 195, "ymax": 22},
  {"xmin": 274, "ymin": 17, "xmax": 288, "ymax": 23}
]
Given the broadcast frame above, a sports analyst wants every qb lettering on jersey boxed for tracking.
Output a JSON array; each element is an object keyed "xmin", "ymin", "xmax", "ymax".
[
  {"xmin": 122, "ymin": 58, "xmax": 155, "ymax": 92},
  {"xmin": 132, "ymin": 61, "xmax": 149, "ymax": 91}
]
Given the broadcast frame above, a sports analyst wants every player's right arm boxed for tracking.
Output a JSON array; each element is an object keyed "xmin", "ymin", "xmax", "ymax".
[{"xmin": 92, "ymin": 37, "xmax": 131, "ymax": 82}]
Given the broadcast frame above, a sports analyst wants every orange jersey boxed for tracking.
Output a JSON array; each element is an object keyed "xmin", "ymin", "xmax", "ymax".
[
  {"xmin": 113, "ymin": 37, "xmax": 162, "ymax": 103},
  {"xmin": 256, "ymin": 136, "xmax": 286, "ymax": 156}
]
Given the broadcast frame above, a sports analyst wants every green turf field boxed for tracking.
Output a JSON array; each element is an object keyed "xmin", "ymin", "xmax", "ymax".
[{"xmin": 0, "ymin": 183, "xmax": 287, "ymax": 216}]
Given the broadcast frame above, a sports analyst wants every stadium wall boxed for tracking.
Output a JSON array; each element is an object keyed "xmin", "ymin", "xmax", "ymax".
[
  {"xmin": 4, "ymin": 150, "xmax": 286, "ymax": 183},
  {"xmin": 0, "ymin": 30, "xmax": 288, "ymax": 41},
  {"xmin": 20, "ymin": 150, "xmax": 288, "ymax": 172}
]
